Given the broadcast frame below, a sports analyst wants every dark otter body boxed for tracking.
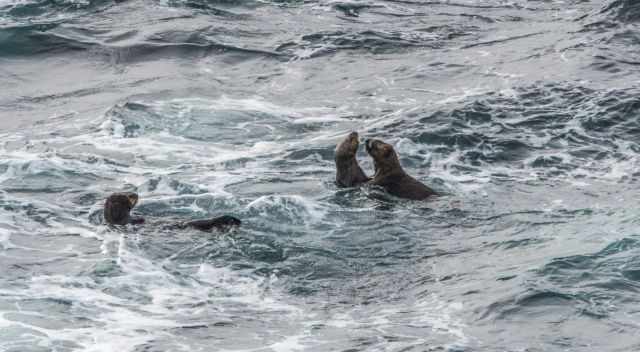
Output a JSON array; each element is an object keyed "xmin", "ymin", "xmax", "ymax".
[
  {"xmin": 335, "ymin": 132, "xmax": 370, "ymax": 187},
  {"xmin": 104, "ymin": 192, "xmax": 144, "ymax": 225},
  {"xmin": 365, "ymin": 139, "xmax": 436, "ymax": 200},
  {"xmin": 103, "ymin": 192, "xmax": 241, "ymax": 231},
  {"xmin": 171, "ymin": 216, "xmax": 242, "ymax": 231}
]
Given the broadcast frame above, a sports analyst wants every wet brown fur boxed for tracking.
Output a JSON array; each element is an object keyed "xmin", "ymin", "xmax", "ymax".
[
  {"xmin": 104, "ymin": 192, "xmax": 140, "ymax": 225},
  {"xmin": 365, "ymin": 139, "xmax": 436, "ymax": 200},
  {"xmin": 335, "ymin": 132, "xmax": 370, "ymax": 187}
]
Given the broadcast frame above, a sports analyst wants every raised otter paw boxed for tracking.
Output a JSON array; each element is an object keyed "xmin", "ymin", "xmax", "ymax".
[{"xmin": 335, "ymin": 131, "xmax": 370, "ymax": 187}]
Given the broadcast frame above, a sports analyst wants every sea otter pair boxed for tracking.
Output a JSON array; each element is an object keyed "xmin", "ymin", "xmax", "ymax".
[
  {"xmin": 335, "ymin": 132, "xmax": 436, "ymax": 200},
  {"xmin": 103, "ymin": 132, "xmax": 430, "ymax": 229},
  {"xmin": 103, "ymin": 192, "xmax": 241, "ymax": 231}
]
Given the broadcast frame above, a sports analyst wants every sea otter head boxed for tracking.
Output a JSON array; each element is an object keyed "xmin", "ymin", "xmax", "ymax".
[
  {"xmin": 365, "ymin": 139, "xmax": 401, "ymax": 174},
  {"xmin": 335, "ymin": 131, "xmax": 361, "ymax": 161},
  {"xmin": 104, "ymin": 192, "xmax": 139, "ymax": 225}
]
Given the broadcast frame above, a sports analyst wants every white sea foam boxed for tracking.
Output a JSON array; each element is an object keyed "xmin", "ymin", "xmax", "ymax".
[
  {"xmin": 247, "ymin": 195, "xmax": 328, "ymax": 226},
  {"xmin": 0, "ymin": 228, "xmax": 13, "ymax": 250},
  {"xmin": 2, "ymin": 91, "xmax": 620, "ymax": 352},
  {"xmin": 294, "ymin": 290, "xmax": 471, "ymax": 350},
  {"xmin": 0, "ymin": 235, "xmax": 304, "ymax": 351}
]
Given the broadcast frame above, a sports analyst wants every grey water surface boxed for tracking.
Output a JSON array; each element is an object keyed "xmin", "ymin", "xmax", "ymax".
[{"xmin": 2, "ymin": 0, "xmax": 640, "ymax": 351}]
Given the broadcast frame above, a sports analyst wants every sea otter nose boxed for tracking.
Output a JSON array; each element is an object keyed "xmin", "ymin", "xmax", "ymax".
[{"xmin": 365, "ymin": 139, "xmax": 373, "ymax": 151}]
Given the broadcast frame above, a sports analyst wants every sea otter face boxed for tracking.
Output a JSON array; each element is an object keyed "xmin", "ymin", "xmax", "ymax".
[
  {"xmin": 104, "ymin": 192, "xmax": 139, "ymax": 225},
  {"xmin": 335, "ymin": 132, "xmax": 361, "ymax": 160},
  {"xmin": 124, "ymin": 192, "xmax": 138, "ymax": 208},
  {"xmin": 365, "ymin": 139, "xmax": 396, "ymax": 160},
  {"xmin": 365, "ymin": 138, "xmax": 401, "ymax": 173}
]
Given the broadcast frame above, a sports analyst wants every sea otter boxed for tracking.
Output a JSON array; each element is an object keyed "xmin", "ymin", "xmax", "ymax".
[
  {"xmin": 365, "ymin": 139, "xmax": 436, "ymax": 200},
  {"xmin": 103, "ymin": 192, "xmax": 241, "ymax": 231},
  {"xmin": 335, "ymin": 132, "xmax": 370, "ymax": 187}
]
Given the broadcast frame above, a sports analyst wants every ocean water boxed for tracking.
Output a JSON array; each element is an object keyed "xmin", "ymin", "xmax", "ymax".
[{"xmin": 2, "ymin": 0, "xmax": 640, "ymax": 351}]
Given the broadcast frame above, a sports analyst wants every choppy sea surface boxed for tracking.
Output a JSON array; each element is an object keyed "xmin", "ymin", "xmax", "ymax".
[{"xmin": 2, "ymin": 0, "xmax": 640, "ymax": 351}]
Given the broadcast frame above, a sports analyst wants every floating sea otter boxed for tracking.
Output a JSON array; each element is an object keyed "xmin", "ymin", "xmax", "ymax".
[
  {"xmin": 104, "ymin": 192, "xmax": 241, "ymax": 231},
  {"xmin": 335, "ymin": 131, "xmax": 370, "ymax": 187},
  {"xmin": 334, "ymin": 133, "xmax": 436, "ymax": 200},
  {"xmin": 365, "ymin": 138, "xmax": 436, "ymax": 200}
]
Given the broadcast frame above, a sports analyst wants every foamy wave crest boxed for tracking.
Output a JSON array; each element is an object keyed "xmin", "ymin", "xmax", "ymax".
[{"xmin": 247, "ymin": 195, "xmax": 329, "ymax": 227}]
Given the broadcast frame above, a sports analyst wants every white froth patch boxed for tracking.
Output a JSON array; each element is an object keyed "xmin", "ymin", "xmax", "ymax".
[
  {"xmin": 435, "ymin": 87, "xmax": 494, "ymax": 106},
  {"xmin": 0, "ymin": 228, "xmax": 14, "ymax": 250},
  {"xmin": 196, "ymin": 264, "xmax": 300, "ymax": 314},
  {"xmin": 99, "ymin": 117, "xmax": 125, "ymax": 138},
  {"xmin": 569, "ymin": 179, "xmax": 590, "ymax": 187},
  {"xmin": 269, "ymin": 334, "xmax": 306, "ymax": 352},
  {"xmin": 0, "ymin": 240, "xmax": 302, "ymax": 351},
  {"xmin": 417, "ymin": 294, "xmax": 467, "ymax": 343},
  {"xmin": 306, "ymin": 291, "xmax": 470, "ymax": 350},
  {"xmin": 95, "ymin": 96, "xmax": 353, "ymax": 160},
  {"xmin": 49, "ymin": 224, "xmax": 101, "ymax": 240},
  {"xmin": 247, "ymin": 195, "xmax": 328, "ymax": 226},
  {"xmin": 395, "ymin": 137, "xmax": 428, "ymax": 159},
  {"xmin": 250, "ymin": 141, "xmax": 284, "ymax": 154},
  {"xmin": 98, "ymin": 228, "xmax": 121, "ymax": 256},
  {"xmin": 153, "ymin": 96, "xmax": 337, "ymax": 122},
  {"xmin": 26, "ymin": 275, "xmax": 116, "ymax": 302}
]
